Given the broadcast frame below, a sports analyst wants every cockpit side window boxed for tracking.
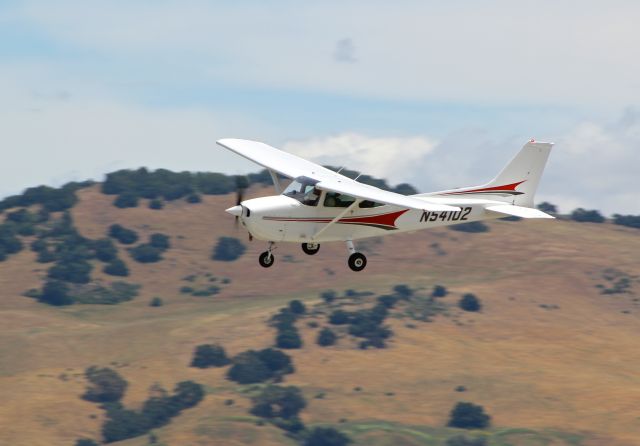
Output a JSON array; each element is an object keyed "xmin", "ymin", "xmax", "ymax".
[
  {"xmin": 324, "ymin": 192, "xmax": 356, "ymax": 208},
  {"xmin": 359, "ymin": 200, "xmax": 384, "ymax": 208},
  {"xmin": 283, "ymin": 177, "xmax": 321, "ymax": 207}
]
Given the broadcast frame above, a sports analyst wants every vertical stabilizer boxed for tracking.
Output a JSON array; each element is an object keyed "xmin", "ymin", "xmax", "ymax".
[{"xmin": 424, "ymin": 140, "xmax": 553, "ymax": 207}]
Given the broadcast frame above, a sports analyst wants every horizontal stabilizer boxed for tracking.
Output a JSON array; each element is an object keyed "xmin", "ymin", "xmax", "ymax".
[{"xmin": 486, "ymin": 204, "xmax": 555, "ymax": 219}]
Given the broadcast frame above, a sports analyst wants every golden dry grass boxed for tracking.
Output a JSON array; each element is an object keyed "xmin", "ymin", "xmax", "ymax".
[{"xmin": 0, "ymin": 185, "xmax": 639, "ymax": 445}]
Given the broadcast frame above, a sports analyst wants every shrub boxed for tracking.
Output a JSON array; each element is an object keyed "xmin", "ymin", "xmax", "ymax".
[
  {"xmin": 0, "ymin": 224, "xmax": 23, "ymax": 255},
  {"xmin": 537, "ymin": 202, "xmax": 557, "ymax": 214},
  {"xmin": 275, "ymin": 329, "xmax": 303, "ymax": 349},
  {"xmin": 48, "ymin": 258, "xmax": 93, "ymax": 284},
  {"xmin": 108, "ymin": 224, "xmax": 139, "ymax": 245},
  {"xmin": 190, "ymin": 344, "xmax": 230, "ymax": 368},
  {"xmin": 72, "ymin": 282, "xmax": 140, "ymax": 305},
  {"xmin": 93, "ymin": 238, "xmax": 118, "ymax": 262},
  {"xmin": 449, "ymin": 221, "xmax": 490, "ymax": 233},
  {"xmin": 148, "ymin": 199, "xmax": 164, "ymax": 210},
  {"xmin": 447, "ymin": 402, "xmax": 491, "ymax": 429},
  {"xmin": 227, "ymin": 351, "xmax": 273, "ymax": 384},
  {"xmin": 613, "ymin": 214, "xmax": 640, "ymax": 229},
  {"xmin": 393, "ymin": 284, "xmax": 414, "ymax": 298},
  {"xmin": 227, "ymin": 349, "xmax": 293, "ymax": 384},
  {"xmin": 101, "ymin": 407, "xmax": 149, "ymax": 443},
  {"xmin": 288, "ymin": 299, "xmax": 306, "ymax": 315},
  {"xmin": 212, "ymin": 237, "xmax": 246, "ymax": 261},
  {"xmin": 258, "ymin": 348, "xmax": 294, "ymax": 375},
  {"xmin": 317, "ymin": 327, "xmax": 337, "ymax": 346},
  {"xmin": 186, "ymin": 193, "xmax": 202, "ymax": 203},
  {"xmin": 172, "ymin": 380, "xmax": 205, "ymax": 409},
  {"xmin": 432, "ymin": 285, "xmax": 448, "ymax": 298},
  {"xmin": 129, "ymin": 244, "xmax": 163, "ymax": 263},
  {"xmin": 38, "ymin": 280, "xmax": 73, "ymax": 306},
  {"xmin": 570, "ymin": 208, "xmax": 605, "ymax": 223},
  {"xmin": 377, "ymin": 295, "xmax": 399, "ymax": 308},
  {"xmin": 114, "ymin": 192, "xmax": 139, "ymax": 208},
  {"xmin": 149, "ymin": 297, "xmax": 163, "ymax": 307},
  {"xmin": 321, "ymin": 290, "xmax": 337, "ymax": 304},
  {"xmin": 103, "ymin": 258, "xmax": 129, "ymax": 277},
  {"xmin": 329, "ymin": 309, "xmax": 351, "ymax": 325},
  {"xmin": 305, "ymin": 427, "xmax": 352, "ymax": 446},
  {"xmin": 271, "ymin": 308, "xmax": 298, "ymax": 330},
  {"xmin": 149, "ymin": 233, "xmax": 170, "ymax": 250},
  {"xmin": 83, "ymin": 366, "xmax": 128, "ymax": 403},
  {"xmin": 458, "ymin": 294, "xmax": 481, "ymax": 312},
  {"xmin": 250, "ymin": 385, "xmax": 306, "ymax": 420}
]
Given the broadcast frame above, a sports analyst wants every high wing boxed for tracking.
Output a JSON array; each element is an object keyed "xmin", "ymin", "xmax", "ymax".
[{"xmin": 217, "ymin": 138, "xmax": 460, "ymax": 212}]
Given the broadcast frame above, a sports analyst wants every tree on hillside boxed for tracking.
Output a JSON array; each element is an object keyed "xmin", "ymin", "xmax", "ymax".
[
  {"xmin": 447, "ymin": 402, "xmax": 491, "ymax": 429},
  {"xmin": 114, "ymin": 192, "xmax": 139, "ymax": 208},
  {"xmin": 537, "ymin": 202, "xmax": 557, "ymax": 214},
  {"xmin": 612, "ymin": 214, "xmax": 640, "ymax": 229},
  {"xmin": 128, "ymin": 244, "xmax": 163, "ymax": 263},
  {"xmin": 250, "ymin": 385, "xmax": 306, "ymax": 419},
  {"xmin": 38, "ymin": 280, "xmax": 73, "ymax": 306},
  {"xmin": 227, "ymin": 350, "xmax": 272, "ymax": 384},
  {"xmin": 211, "ymin": 237, "xmax": 246, "ymax": 261},
  {"xmin": 305, "ymin": 427, "xmax": 352, "ymax": 446},
  {"xmin": 276, "ymin": 329, "xmax": 303, "ymax": 349},
  {"xmin": 93, "ymin": 238, "xmax": 118, "ymax": 262},
  {"xmin": 103, "ymin": 258, "xmax": 129, "ymax": 276},
  {"xmin": 288, "ymin": 299, "xmax": 306, "ymax": 315},
  {"xmin": 570, "ymin": 208, "xmax": 605, "ymax": 223},
  {"xmin": 82, "ymin": 366, "xmax": 128, "ymax": 403},
  {"xmin": 149, "ymin": 233, "xmax": 170, "ymax": 250},
  {"xmin": 432, "ymin": 285, "xmax": 448, "ymax": 298},
  {"xmin": 458, "ymin": 294, "xmax": 481, "ymax": 312},
  {"xmin": 108, "ymin": 224, "xmax": 139, "ymax": 245},
  {"xmin": 317, "ymin": 327, "xmax": 337, "ymax": 347},
  {"xmin": 190, "ymin": 344, "xmax": 230, "ymax": 368}
]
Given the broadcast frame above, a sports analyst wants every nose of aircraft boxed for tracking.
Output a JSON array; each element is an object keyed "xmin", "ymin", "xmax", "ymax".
[{"xmin": 225, "ymin": 205, "xmax": 242, "ymax": 217}]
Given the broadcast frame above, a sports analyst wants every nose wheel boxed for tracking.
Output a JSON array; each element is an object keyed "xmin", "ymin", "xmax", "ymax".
[
  {"xmin": 346, "ymin": 240, "xmax": 367, "ymax": 272},
  {"xmin": 259, "ymin": 242, "xmax": 275, "ymax": 268},
  {"xmin": 301, "ymin": 242, "xmax": 320, "ymax": 255}
]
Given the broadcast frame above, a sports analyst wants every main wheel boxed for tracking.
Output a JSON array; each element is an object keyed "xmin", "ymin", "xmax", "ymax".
[
  {"xmin": 301, "ymin": 242, "xmax": 320, "ymax": 255},
  {"xmin": 348, "ymin": 252, "xmax": 367, "ymax": 272},
  {"xmin": 258, "ymin": 251, "xmax": 275, "ymax": 268}
]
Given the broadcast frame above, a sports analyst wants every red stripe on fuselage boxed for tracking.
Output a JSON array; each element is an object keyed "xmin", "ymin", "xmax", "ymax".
[
  {"xmin": 264, "ymin": 209, "xmax": 409, "ymax": 229},
  {"xmin": 442, "ymin": 180, "xmax": 526, "ymax": 195}
]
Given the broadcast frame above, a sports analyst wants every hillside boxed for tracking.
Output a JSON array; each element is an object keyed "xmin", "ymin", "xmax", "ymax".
[{"xmin": 0, "ymin": 184, "xmax": 639, "ymax": 446}]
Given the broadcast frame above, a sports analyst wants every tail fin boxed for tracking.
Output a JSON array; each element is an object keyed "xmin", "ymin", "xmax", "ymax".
[{"xmin": 428, "ymin": 140, "xmax": 553, "ymax": 207}]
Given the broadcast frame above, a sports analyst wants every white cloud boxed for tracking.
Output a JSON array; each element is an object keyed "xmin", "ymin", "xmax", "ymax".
[
  {"xmin": 13, "ymin": 1, "xmax": 640, "ymax": 106},
  {"xmin": 282, "ymin": 113, "xmax": 640, "ymax": 216},
  {"xmin": 283, "ymin": 133, "xmax": 437, "ymax": 184}
]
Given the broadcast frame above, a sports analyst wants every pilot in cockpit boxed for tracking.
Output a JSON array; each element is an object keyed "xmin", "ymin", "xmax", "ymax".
[{"xmin": 302, "ymin": 187, "xmax": 321, "ymax": 206}]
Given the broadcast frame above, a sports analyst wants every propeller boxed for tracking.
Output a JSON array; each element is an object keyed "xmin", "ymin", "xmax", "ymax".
[{"xmin": 230, "ymin": 175, "xmax": 249, "ymax": 227}]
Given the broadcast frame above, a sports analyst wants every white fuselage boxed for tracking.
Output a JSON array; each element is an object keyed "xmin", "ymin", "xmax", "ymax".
[{"xmin": 238, "ymin": 194, "xmax": 499, "ymax": 243}]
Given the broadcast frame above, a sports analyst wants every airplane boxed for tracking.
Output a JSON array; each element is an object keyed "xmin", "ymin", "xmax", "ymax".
[{"xmin": 217, "ymin": 138, "xmax": 554, "ymax": 271}]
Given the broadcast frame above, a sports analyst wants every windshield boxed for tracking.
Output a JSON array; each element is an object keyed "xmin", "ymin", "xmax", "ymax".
[{"xmin": 283, "ymin": 177, "xmax": 321, "ymax": 206}]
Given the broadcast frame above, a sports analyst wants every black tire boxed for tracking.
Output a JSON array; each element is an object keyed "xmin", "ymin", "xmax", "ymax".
[
  {"xmin": 348, "ymin": 252, "xmax": 367, "ymax": 272},
  {"xmin": 301, "ymin": 243, "xmax": 320, "ymax": 255},
  {"xmin": 259, "ymin": 251, "xmax": 275, "ymax": 268}
]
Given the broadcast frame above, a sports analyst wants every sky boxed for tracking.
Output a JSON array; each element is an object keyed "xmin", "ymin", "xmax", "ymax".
[{"xmin": 1, "ymin": 0, "xmax": 639, "ymax": 215}]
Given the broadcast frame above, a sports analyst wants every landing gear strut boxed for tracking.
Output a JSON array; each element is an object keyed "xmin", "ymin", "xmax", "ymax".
[
  {"xmin": 346, "ymin": 240, "xmax": 367, "ymax": 272},
  {"xmin": 259, "ymin": 242, "xmax": 275, "ymax": 268},
  {"xmin": 301, "ymin": 242, "xmax": 320, "ymax": 255}
]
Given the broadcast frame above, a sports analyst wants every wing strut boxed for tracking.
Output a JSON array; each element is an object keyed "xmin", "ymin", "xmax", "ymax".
[
  {"xmin": 311, "ymin": 200, "xmax": 361, "ymax": 241},
  {"xmin": 268, "ymin": 169, "xmax": 284, "ymax": 194}
]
